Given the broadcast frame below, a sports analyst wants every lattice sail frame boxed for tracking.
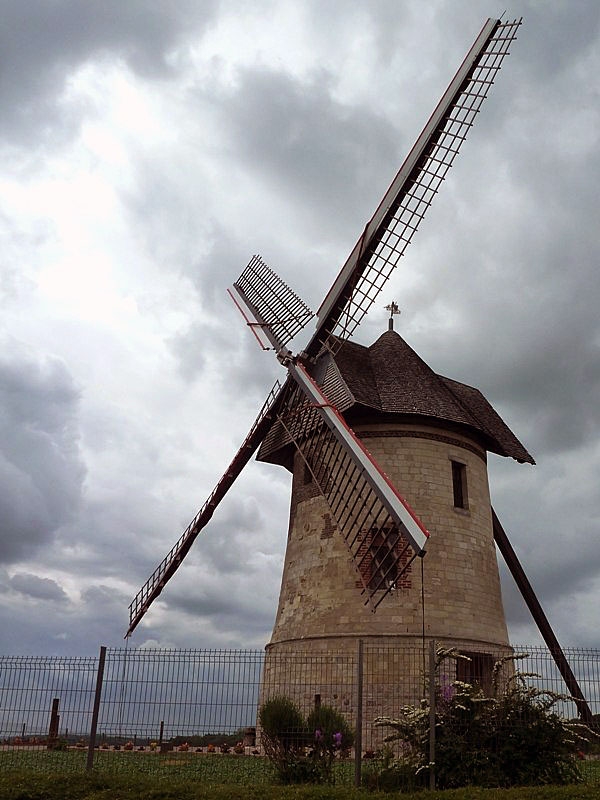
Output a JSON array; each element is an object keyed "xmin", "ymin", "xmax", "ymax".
[
  {"xmin": 232, "ymin": 255, "xmax": 314, "ymax": 352},
  {"xmin": 280, "ymin": 363, "xmax": 428, "ymax": 610},
  {"xmin": 126, "ymin": 380, "xmax": 283, "ymax": 636},
  {"xmin": 309, "ymin": 18, "xmax": 522, "ymax": 356}
]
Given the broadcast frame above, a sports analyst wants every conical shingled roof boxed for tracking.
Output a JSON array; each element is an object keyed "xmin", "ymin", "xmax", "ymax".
[{"xmin": 257, "ymin": 330, "xmax": 534, "ymax": 466}]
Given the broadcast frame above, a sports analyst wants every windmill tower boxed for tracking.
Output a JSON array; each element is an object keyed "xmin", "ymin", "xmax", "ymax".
[
  {"xmin": 258, "ymin": 327, "xmax": 534, "ymax": 655},
  {"xmin": 125, "ymin": 17, "xmax": 593, "ymax": 724}
]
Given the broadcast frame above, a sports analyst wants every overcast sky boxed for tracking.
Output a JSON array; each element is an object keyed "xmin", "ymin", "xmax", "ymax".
[{"xmin": 0, "ymin": 0, "xmax": 599, "ymax": 657}]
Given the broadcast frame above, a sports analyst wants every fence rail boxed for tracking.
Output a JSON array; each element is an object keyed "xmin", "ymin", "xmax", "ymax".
[{"xmin": 1, "ymin": 644, "xmax": 599, "ymax": 788}]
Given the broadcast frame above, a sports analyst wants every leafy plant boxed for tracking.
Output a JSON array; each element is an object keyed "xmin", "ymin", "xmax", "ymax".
[
  {"xmin": 307, "ymin": 705, "xmax": 354, "ymax": 754},
  {"xmin": 259, "ymin": 696, "xmax": 308, "ymax": 783},
  {"xmin": 259, "ymin": 695, "xmax": 306, "ymax": 755},
  {"xmin": 259, "ymin": 696, "xmax": 354, "ymax": 784},
  {"xmin": 306, "ymin": 705, "xmax": 354, "ymax": 781},
  {"xmin": 372, "ymin": 649, "xmax": 594, "ymax": 790},
  {"xmin": 361, "ymin": 744, "xmax": 424, "ymax": 792}
]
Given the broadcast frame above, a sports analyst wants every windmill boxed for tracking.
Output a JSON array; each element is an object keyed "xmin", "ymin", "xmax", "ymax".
[{"xmin": 126, "ymin": 18, "xmax": 592, "ymax": 723}]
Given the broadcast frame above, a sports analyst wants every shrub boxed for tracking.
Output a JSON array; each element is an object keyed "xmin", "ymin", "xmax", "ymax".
[
  {"xmin": 373, "ymin": 649, "xmax": 593, "ymax": 790},
  {"xmin": 259, "ymin": 695, "xmax": 306, "ymax": 754},
  {"xmin": 307, "ymin": 705, "xmax": 354, "ymax": 755},
  {"xmin": 259, "ymin": 696, "xmax": 354, "ymax": 784},
  {"xmin": 306, "ymin": 704, "xmax": 355, "ymax": 781}
]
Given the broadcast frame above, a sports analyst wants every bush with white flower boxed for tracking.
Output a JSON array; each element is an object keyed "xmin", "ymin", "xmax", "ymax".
[{"xmin": 369, "ymin": 649, "xmax": 593, "ymax": 790}]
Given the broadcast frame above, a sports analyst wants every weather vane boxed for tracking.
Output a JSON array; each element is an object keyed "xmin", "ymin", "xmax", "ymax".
[{"xmin": 385, "ymin": 301, "xmax": 401, "ymax": 331}]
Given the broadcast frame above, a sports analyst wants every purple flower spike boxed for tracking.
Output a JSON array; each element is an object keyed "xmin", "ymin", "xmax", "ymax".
[
  {"xmin": 314, "ymin": 728, "xmax": 323, "ymax": 741},
  {"xmin": 442, "ymin": 684, "xmax": 455, "ymax": 701},
  {"xmin": 333, "ymin": 732, "xmax": 342, "ymax": 747}
]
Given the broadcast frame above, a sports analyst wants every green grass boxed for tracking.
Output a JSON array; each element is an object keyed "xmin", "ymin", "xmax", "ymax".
[
  {"xmin": 1, "ymin": 752, "xmax": 599, "ymax": 799},
  {"xmin": 2, "ymin": 770, "xmax": 600, "ymax": 800},
  {"xmin": 0, "ymin": 749, "xmax": 355, "ymax": 788},
  {"xmin": 579, "ymin": 759, "xmax": 600, "ymax": 782},
  {"xmin": 0, "ymin": 750, "xmax": 278, "ymax": 784}
]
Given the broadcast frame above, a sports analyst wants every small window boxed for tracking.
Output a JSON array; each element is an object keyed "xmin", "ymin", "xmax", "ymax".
[
  {"xmin": 456, "ymin": 651, "xmax": 494, "ymax": 694},
  {"xmin": 451, "ymin": 460, "xmax": 468, "ymax": 509},
  {"xmin": 368, "ymin": 530, "xmax": 399, "ymax": 591}
]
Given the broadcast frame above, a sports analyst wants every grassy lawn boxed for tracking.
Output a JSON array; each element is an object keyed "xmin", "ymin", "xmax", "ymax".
[
  {"xmin": 1, "ymin": 751, "xmax": 599, "ymax": 799},
  {"xmin": 579, "ymin": 759, "xmax": 600, "ymax": 782},
  {"xmin": 0, "ymin": 750, "xmax": 278, "ymax": 784},
  {"xmin": 2, "ymin": 770, "xmax": 600, "ymax": 800}
]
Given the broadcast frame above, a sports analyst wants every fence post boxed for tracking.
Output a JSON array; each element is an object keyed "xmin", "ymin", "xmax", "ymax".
[
  {"xmin": 354, "ymin": 638, "xmax": 364, "ymax": 788},
  {"xmin": 48, "ymin": 697, "xmax": 60, "ymax": 748},
  {"xmin": 428, "ymin": 640, "xmax": 436, "ymax": 791},
  {"xmin": 87, "ymin": 646, "xmax": 107, "ymax": 771}
]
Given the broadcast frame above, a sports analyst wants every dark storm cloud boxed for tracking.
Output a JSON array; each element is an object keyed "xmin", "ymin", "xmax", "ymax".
[
  {"xmin": 169, "ymin": 312, "xmax": 280, "ymax": 397},
  {"xmin": 489, "ymin": 448, "xmax": 600, "ymax": 648},
  {"xmin": 10, "ymin": 572, "xmax": 69, "ymax": 602},
  {"xmin": 0, "ymin": 581, "xmax": 130, "ymax": 654},
  {"xmin": 148, "ymin": 561, "xmax": 281, "ymax": 644},
  {"xmin": 514, "ymin": 1, "xmax": 600, "ymax": 80},
  {"xmin": 165, "ymin": 578, "xmax": 277, "ymax": 632},
  {"xmin": 499, "ymin": 505, "xmax": 600, "ymax": 608},
  {"xmin": 0, "ymin": 0, "xmax": 218, "ymax": 144},
  {"xmin": 390, "ymin": 5, "xmax": 600, "ymax": 465},
  {"xmin": 212, "ymin": 66, "xmax": 400, "ymax": 238},
  {"xmin": 1, "ymin": 0, "xmax": 599, "ymax": 658},
  {"xmin": 0, "ymin": 343, "xmax": 85, "ymax": 562},
  {"xmin": 127, "ymin": 469, "xmax": 289, "ymax": 646}
]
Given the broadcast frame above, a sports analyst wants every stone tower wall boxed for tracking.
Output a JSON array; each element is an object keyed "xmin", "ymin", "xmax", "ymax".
[
  {"xmin": 269, "ymin": 421, "xmax": 510, "ymax": 649},
  {"xmin": 260, "ymin": 421, "xmax": 511, "ymax": 745}
]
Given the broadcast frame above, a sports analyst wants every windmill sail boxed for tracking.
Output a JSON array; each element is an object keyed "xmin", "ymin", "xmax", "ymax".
[
  {"xmin": 230, "ymin": 265, "xmax": 429, "ymax": 608},
  {"xmin": 231, "ymin": 255, "xmax": 314, "ymax": 353},
  {"xmin": 280, "ymin": 363, "xmax": 428, "ymax": 609},
  {"xmin": 307, "ymin": 17, "xmax": 522, "ymax": 357},
  {"xmin": 126, "ymin": 380, "xmax": 283, "ymax": 636}
]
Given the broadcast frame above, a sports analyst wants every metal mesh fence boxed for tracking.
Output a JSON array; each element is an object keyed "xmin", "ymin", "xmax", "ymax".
[
  {"xmin": 0, "ymin": 655, "xmax": 99, "ymax": 772},
  {"xmin": 1, "ymin": 644, "xmax": 599, "ymax": 788}
]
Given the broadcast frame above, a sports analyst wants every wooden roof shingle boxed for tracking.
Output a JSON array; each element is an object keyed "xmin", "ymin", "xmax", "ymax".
[{"xmin": 257, "ymin": 330, "xmax": 534, "ymax": 466}]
